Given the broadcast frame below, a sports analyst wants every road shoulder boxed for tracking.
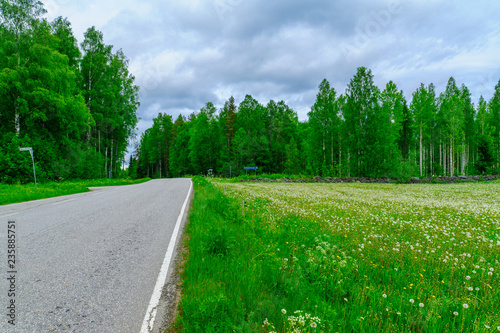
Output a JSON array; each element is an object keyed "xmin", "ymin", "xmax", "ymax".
[{"xmin": 152, "ymin": 182, "xmax": 193, "ymax": 333}]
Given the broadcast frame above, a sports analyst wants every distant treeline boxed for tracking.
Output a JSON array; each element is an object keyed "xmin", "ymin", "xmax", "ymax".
[
  {"xmin": 0, "ymin": 0, "xmax": 139, "ymax": 183},
  {"xmin": 133, "ymin": 67, "xmax": 500, "ymax": 179}
]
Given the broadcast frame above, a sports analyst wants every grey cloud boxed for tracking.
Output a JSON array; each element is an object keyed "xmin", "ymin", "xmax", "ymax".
[{"xmin": 60, "ymin": 0, "xmax": 500, "ymax": 158}]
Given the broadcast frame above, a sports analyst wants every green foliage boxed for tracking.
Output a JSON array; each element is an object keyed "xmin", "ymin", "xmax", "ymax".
[
  {"xmin": 307, "ymin": 79, "xmax": 341, "ymax": 177},
  {"xmin": 475, "ymin": 135, "xmax": 494, "ymax": 175},
  {"xmin": 136, "ymin": 67, "xmax": 500, "ymax": 180},
  {"xmin": 344, "ymin": 67, "xmax": 381, "ymax": 177},
  {"xmin": 0, "ymin": 2, "xmax": 138, "ymax": 183},
  {"xmin": 204, "ymin": 227, "xmax": 233, "ymax": 257}
]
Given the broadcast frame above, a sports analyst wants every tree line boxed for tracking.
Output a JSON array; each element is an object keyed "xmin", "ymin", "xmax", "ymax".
[
  {"xmin": 0, "ymin": 0, "xmax": 139, "ymax": 183},
  {"xmin": 133, "ymin": 67, "xmax": 500, "ymax": 179}
]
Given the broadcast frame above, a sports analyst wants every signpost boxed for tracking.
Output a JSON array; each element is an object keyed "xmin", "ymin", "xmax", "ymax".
[
  {"xmin": 244, "ymin": 166, "xmax": 258, "ymax": 175},
  {"xmin": 19, "ymin": 147, "xmax": 37, "ymax": 187}
]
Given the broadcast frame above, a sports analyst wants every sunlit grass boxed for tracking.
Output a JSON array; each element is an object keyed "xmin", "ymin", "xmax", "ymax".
[
  {"xmin": 0, "ymin": 178, "xmax": 151, "ymax": 205},
  {"xmin": 176, "ymin": 178, "xmax": 500, "ymax": 332}
]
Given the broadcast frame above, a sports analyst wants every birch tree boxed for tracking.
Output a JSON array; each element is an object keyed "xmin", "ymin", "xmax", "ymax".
[
  {"xmin": 344, "ymin": 67, "xmax": 380, "ymax": 177},
  {"xmin": 0, "ymin": 0, "xmax": 46, "ymax": 135},
  {"xmin": 411, "ymin": 83, "xmax": 436, "ymax": 176},
  {"xmin": 489, "ymin": 80, "xmax": 500, "ymax": 171}
]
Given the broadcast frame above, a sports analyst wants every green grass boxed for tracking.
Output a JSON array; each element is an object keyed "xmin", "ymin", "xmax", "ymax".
[
  {"xmin": 0, "ymin": 178, "xmax": 151, "ymax": 205},
  {"xmin": 175, "ymin": 177, "xmax": 500, "ymax": 332}
]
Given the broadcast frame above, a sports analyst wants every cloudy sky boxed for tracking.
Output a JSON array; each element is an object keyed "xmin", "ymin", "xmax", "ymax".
[{"xmin": 42, "ymin": 0, "xmax": 500, "ymax": 150}]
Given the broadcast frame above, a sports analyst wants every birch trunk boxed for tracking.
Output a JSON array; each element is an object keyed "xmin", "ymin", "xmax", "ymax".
[
  {"xmin": 105, "ymin": 146, "xmax": 108, "ymax": 179},
  {"xmin": 339, "ymin": 135, "xmax": 342, "ymax": 178},
  {"xmin": 331, "ymin": 132, "xmax": 334, "ymax": 169},
  {"xmin": 450, "ymin": 138, "xmax": 454, "ymax": 177},
  {"xmin": 110, "ymin": 137, "xmax": 113, "ymax": 179},
  {"xmin": 98, "ymin": 130, "xmax": 101, "ymax": 178},
  {"xmin": 419, "ymin": 121, "xmax": 423, "ymax": 177}
]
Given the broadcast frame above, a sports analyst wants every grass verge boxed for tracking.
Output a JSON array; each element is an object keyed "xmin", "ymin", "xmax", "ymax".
[
  {"xmin": 173, "ymin": 178, "xmax": 500, "ymax": 332},
  {"xmin": 0, "ymin": 178, "xmax": 151, "ymax": 205},
  {"xmin": 174, "ymin": 177, "xmax": 327, "ymax": 332}
]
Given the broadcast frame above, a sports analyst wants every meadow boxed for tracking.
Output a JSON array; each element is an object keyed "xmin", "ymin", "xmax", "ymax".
[
  {"xmin": 176, "ymin": 178, "xmax": 500, "ymax": 332},
  {"xmin": 0, "ymin": 178, "xmax": 151, "ymax": 205}
]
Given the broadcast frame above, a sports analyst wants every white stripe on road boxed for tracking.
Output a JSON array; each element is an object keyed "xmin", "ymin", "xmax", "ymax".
[
  {"xmin": 140, "ymin": 179, "xmax": 193, "ymax": 333},
  {"xmin": 0, "ymin": 212, "xmax": 17, "ymax": 219}
]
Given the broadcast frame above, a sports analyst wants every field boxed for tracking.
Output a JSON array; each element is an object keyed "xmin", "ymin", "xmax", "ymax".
[
  {"xmin": 177, "ymin": 178, "xmax": 500, "ymax": 332},
  {"xmin": 0, "ymin": 178, "xmax": 151, "ymax": 205}
]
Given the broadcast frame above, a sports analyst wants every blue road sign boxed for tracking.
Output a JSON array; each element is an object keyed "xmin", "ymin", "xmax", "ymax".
[{"xmin": 244, "ymin": 167, "xmax": 258, "ymax": 170}]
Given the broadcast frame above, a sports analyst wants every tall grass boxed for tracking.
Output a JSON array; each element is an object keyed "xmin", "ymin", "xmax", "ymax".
[
  {"xmin": 0, "ymin": 178, "xmax": 151, "ymax": 205},
  {"xmin": 175, "ymin": 178, "xmax": 500, "ymax": 332}
]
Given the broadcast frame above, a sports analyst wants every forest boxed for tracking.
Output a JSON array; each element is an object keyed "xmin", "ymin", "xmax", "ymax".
[
  {"xmin": 133, "ymin": 67, "xmax": 500, "ymax": 179},
  {"xmin": 2, "ymin": 2, "xmax": 500, "ymax": 183},
  {"xmin": 0, "ymin": 0, "xmax": 139, "ymax": 183}
]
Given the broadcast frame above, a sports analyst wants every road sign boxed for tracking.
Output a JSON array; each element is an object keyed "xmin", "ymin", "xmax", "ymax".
[{"xmin": 244, "ymin": 167, "xmax": 258, "ymax": 170}]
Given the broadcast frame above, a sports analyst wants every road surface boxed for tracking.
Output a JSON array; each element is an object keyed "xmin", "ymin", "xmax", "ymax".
[{"xmin": 0, "ymin": 179, "xmax": 192, "ymax": 332}]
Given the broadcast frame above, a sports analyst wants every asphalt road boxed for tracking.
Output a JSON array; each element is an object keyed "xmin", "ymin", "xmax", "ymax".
[{"xmin": 0, "ymin": 179, "xmax": 192, "ymax": 333}]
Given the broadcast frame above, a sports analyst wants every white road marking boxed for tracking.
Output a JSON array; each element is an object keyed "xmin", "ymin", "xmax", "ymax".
[
  {"xmin": 140, "ymin": 179, "xmax": 193, "ymax": 333},
  {"xmin": 0, "ymin": 212, "xmax": 17, "ymax": 219}
]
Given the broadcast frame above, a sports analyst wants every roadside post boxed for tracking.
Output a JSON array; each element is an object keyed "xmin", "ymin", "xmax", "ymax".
[{"xmin": 19, "ymin": 147, "xmax": 37, "ymax": 187}]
